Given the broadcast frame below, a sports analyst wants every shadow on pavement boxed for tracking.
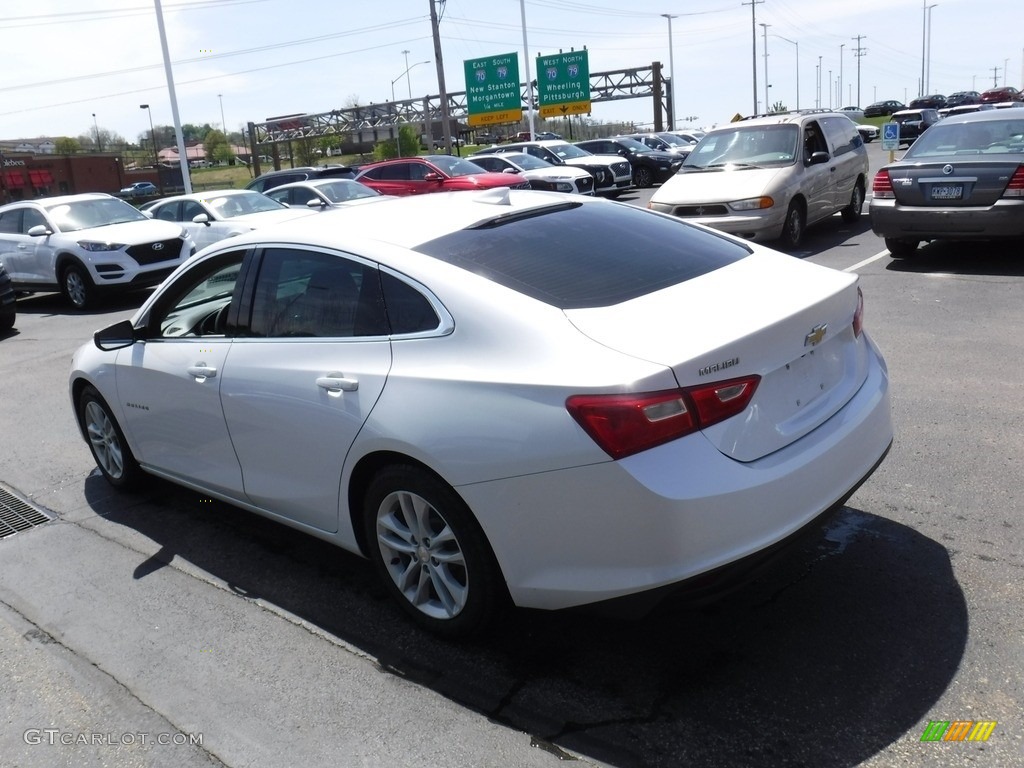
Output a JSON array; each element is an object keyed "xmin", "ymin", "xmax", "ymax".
[
  {"xmin": 87, "ymin": 475, "xmax": 966, "ymax": 768},
  {"xmin": 884, "ymin": 240, "xmax": 1024, "ymax": 277}
]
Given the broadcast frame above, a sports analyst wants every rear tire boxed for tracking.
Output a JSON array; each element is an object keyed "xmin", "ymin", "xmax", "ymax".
[
  {"xmin": 778, "ymin": 200, "xmax": 806, "ymax": 250},
  {"xmin": 841, "ymin": 183, "xmax": 865, "ymax": 223},
  {"xmin": 78, "ymin": 385, "xmax": 143, "ymax": 489},
  {"xmin": 885, "ymin": 238, "xmax": 920, "ymax": 258},
  {"xmin": 62, "ymin": 263, "xmax": 95, "ymax": 310},
  {"xmin": 363, "ymin": 465, "xmax": 505, "ymax": 637}
]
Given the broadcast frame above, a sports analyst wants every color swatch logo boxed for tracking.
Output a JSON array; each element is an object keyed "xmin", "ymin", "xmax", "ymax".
[{"xmin": 920, "ymin": 720, "xmax": 997, "ymax": 742}]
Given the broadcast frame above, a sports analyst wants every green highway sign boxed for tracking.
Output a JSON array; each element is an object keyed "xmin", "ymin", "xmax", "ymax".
[
  {"xmin": 537, "ymin": 50, "xmax": 591, "ymax": 117},
  {"xmin": 464, "ymin": 53, "xmax": 522, "ymax": 127}
]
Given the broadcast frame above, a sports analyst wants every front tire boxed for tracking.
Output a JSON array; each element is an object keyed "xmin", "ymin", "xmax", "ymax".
[
  {"xmin": 78, "ymin": 385, "xmax": 142, "ymax": 489},
  {"xmin": 363, "ymin": 465, "xmax": 505, "ymax": 637},
  {"xmin": 885, "ymin": 238, "xmax": 920, "ymax": 258},
  {"xmin": 62, "ymin": 263, "xmax": 95, "ymax": 310},
  {"xmin": 633, "ymin": 167, "xmax": 654, "ymax": 188},
  {"xmin": 841, "ymin": 182, "xmax": 865, "ymax": 223},
  {"xmin": 778, "ymin": 200, "xmax": 806, "ymax": 250}
]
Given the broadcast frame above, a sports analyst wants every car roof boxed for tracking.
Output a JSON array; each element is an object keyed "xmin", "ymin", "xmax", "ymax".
[
  {"xmin": 932, "ymin": 106, "xmax": 1024, "ymax": 124},
  {"xmin": 730, "ymin": 110, "xmax": 852, "ymax": 128},
  {"xmin": 1, "ymin": 192, "xmax": 114, "ymax": 210},
  {"xmin": 195, "ymin": 189, "xmax": 590, "ymax": 252},
  {"xmin": 270, "ymin": 178, "xmax": 366, "ymax": 189},
  {"xmin": 149, "ymin": 189, "xmax": 255, "ymax": 203}
]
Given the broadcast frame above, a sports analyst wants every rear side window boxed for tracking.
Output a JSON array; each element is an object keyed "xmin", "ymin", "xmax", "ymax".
[
  {"xmin": 820, "ymin": 116, "xmax": 861, "ymax": 156},
  {"xmin": 413, "ymin": 202, "xmax": 749, "ymax": 309}
]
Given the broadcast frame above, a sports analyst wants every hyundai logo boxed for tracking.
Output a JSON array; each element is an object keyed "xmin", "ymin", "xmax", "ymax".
[{"xmin": 152, "ymin": 242, "xmax": 164, "ymax": 250}]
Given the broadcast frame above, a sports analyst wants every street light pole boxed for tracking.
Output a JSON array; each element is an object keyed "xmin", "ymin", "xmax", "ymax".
[
  {"xmin": 92, "ymin": 113, "xmax": 101, "ymax": 152},
  {"xmin": 926, "ymin": 5, "xmax": 937, "ymax": 93},
  {"xmin": 391, "ymin": 59, "xmax": 430, "ymax": 103},
  {"xmin": 760, "ymin": 23, "xmax": 770, "ymax": 113},
  {"xmin": 774, "ymin": 34, "xmax": 798, "ymax": 110},
  {"xmin": 390, "ymin": 59, "xmax": 430, "ymax": 158},
  {"xmin": 839, "ymin": 44, "xmax": 845, "ymax": 107},
  {"xmin": 140, "ymin": 104, "xmax": 162, "ymax": 193},
  {"xmin": 661, "ymin": 14, "xmax": 678, "ymax": 131},
  {"xmin": 218, "ymin": 94, "xmax": 227, "ymax": 135},
  {"xmin": 920, "ymin": 0, "xmax": 927, "ymax": 97}
]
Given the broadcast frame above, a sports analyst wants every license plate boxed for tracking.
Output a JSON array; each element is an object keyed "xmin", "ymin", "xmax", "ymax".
[{"xmin": 931, "ymin": 184, "xmax": 963, "ymax": 200}]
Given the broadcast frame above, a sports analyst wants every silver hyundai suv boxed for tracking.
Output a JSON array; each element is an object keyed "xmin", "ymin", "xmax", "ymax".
[
  {"xmin": 648, "ymin": 111, "xmax": 870, "ymax": 249},
  {"xmin": 0, "ymin": 193, "xmax": 194, "ymax": 309}
]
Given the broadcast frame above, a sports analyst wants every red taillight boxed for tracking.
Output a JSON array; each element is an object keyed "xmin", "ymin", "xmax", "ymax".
[
  {"xmin": 1004, "ymin": 166, "xmax": 1024, "ymax": 198},
  {"xmin": 853, "ymin": 286, "xmax": 865, "ymax": 338},
  {"xmin": 567, "ymin": 376, "xmax": 761, "ymax": 460},
  {"xmin": 872, "ymin": 170, "xmax": 895, "ymax": 199}
]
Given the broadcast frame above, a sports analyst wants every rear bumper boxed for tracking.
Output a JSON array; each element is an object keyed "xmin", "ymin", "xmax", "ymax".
[
  {"xmin": 870, "ymin": 199, "xmax": 1024, "ymax": 240},
  {"xmin": 461, "ymin": 335, "xmax": 893, "ymax": 611}
]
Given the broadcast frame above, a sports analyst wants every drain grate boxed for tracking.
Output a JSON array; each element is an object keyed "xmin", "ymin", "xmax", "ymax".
[{"xmin": 0, "ymin": 485, "xmax": 53, "ymax": 540}]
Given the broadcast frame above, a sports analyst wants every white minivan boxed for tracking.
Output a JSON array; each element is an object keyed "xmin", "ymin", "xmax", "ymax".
[{"xmin": 648, "ymin": 111, "xmax": 870, "ymax": 249}]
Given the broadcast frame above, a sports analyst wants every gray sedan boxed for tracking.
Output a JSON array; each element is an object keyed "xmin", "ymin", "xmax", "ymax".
[{"xmin": 869, "ymin": 108, "xmax": 1024, "ymax": 257}]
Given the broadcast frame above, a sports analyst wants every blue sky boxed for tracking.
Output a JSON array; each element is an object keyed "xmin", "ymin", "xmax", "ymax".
[{"xmin": 3, "ymin": 0, "xmax": 1021, "ymax": 143}]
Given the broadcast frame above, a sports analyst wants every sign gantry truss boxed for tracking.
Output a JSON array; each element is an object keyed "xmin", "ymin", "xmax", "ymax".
[{"xmin": 248, "ymin": 63, "xmax": 669, "ymax": 147}]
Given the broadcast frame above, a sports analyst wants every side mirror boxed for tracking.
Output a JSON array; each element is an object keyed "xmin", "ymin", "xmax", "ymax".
[
  {"xmin": 423, "ymin": 172, "xmax": 444, "ymax": 182},
  {"xmin": 191, "ymin": 213, "xmax": 211, "ymax": 226},
  {"xmin": 141, "ymin": 209, "xmax": 155, "ymax": 219},
  {"xmin": 808, "ymin": 151, "xmax": 830, "ymax": 165},
  {"xmin": 27, "ymin": 224, "xmax": 52, "ymax": 237},
  {"xmin": 306, "ymin": 198, "xmax": 327, "ymax": 209},
  {"xmin": 94, "ymin": 319, "xmax": 138, "ymax": 351}
]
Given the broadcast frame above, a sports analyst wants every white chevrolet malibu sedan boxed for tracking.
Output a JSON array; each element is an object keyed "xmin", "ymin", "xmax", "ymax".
[{"xmin": 70, "ymin": 188, "xmax": 892, "ymax": 636}]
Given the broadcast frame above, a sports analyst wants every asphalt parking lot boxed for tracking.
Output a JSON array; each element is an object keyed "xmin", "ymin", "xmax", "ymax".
[{"xmin": 1, "ymin": 148, "xmax": 1022, "ymax": 767}]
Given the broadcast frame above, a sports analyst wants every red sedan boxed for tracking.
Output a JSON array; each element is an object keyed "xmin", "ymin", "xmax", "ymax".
[
  {"xmin": 980, "ymin": 86, "xmax": 1022, "ymax": 103},
  {"xmin": 355, "ymin": 155, "xmax": 531, "ymax": 196}
]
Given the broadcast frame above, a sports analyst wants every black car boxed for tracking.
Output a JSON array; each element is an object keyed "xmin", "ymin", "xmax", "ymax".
[
  {"xmin": 864, "ymin": 100, "xmax": 906, "ymax": 117},
  {"xmin": 0, "ymin": 261, "xmax": 16, "ymax": 332},
  {"xmin": 945, "ymin": 91, "xmax": 981, "ymax": 107},
  {"xmin": 889, "ymin": 109, "xmax": 942, "ymax": 144},
  {"xmin": 909, "ymin": 94, "xmax": 947, "ymax": 110},
  {"xmin": 246, "ymin": 165, "xmax": 356, "ymax": 193},
  {"xmin": 574, "ymin": 137, "xmax": 682, "ymax": 187}
]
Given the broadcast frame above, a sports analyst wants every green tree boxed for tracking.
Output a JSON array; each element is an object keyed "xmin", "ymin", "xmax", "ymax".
[
  {"xmin": 54, "ymin": 137, "xmax": 81, "ymax": 154},
  {"xmin": 373, "ymin": 126, "xmax": 419, "ymax": 161},
  {"xmin": 203, "ymin": 129, "xmax": 232, "ymax": 165}
]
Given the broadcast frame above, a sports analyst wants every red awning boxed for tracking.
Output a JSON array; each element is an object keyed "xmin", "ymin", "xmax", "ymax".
[
  {"xmin": 29, "ymin": 170, "xmax": 44, "ymax": 185},
  {"xmin": 4, "ymin": 172, "xmax": 24, "ymax": 187}
]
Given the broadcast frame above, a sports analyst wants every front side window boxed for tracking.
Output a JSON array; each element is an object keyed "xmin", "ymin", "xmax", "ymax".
[
  {"xmin": 148, "ymin": 251, "xmax": 246, "ymax": 338},
  {"xmin": 249, "ymin": 248, "xmax": 387, "ymax": 338}
]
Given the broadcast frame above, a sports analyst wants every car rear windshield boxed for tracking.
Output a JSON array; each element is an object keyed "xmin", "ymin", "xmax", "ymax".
[{"xmin": 412, "ymin": 202, "xmax": 750, "ymax": 309}]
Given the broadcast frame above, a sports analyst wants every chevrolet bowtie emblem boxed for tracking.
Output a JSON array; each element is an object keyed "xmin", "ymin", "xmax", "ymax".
[{"xmin": 804, "ymin": 324, "xmax": 827, "ymax": 347}]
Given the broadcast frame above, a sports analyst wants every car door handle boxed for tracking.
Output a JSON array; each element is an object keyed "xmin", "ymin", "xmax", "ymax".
[
  {"xmin": 316, "ymin": 374, "xmax": 358, "ymax": 392},
  {"xmin": 187, "ymin": 364, "xmax": 218, "ymax": 380}
]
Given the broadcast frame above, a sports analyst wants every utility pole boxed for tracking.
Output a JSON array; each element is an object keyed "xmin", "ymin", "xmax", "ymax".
[
  {"xmin": 990, "ymin": 66, "xmax": 1000, "ymax": 86},
  {"xmin": 742, "ymin": 0, "xmax": 764, "ymax": 115},
  {"xmin": 851, "ymin": 35, "xmax": 866, "ymax": 108},
  {"xmin": 429, "ymin": 0, "xmax": 452, "ymax": 153}
]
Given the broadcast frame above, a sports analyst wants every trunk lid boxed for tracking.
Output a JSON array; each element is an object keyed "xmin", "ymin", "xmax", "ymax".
[
  {"xmin": 564, "ymin": 249, "xmax": 868, "ymax": 462},
  {"xmin": 887, "ymin": 159, "xmax": 1022, "ymax": 207}
]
